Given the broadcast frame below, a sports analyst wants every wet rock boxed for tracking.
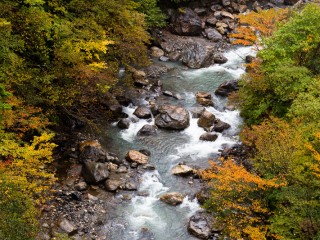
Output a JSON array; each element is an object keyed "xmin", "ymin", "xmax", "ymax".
[
  {"xmin": 196, "ymin": 187, "xmax": 211, "ymax": 205},
  {"xmin": 143, "ymin": 164, "xmax": 156, "ymax": 170},
  {"xmin": 213, "ymin": 119, "xmax": 231, "ymax": 132},
  {"xmin": 215, "ymin": 80, "xmax": 239, "ymax": 97},
  {"xmin": 104, "ymin": 179, "xmax": 123, "ymax": 191},
  {"xmin": 213, "ymin": 53, "xmax": 228, "ymax": 64},
  {"xmin": 159, "ymin": 56, "xmax": 170, "ymax": 62},
  {"xmin": 196, "ymin": 92, "xmax": 214, "ymax": 107},
  {"xmin": 126, "ymin": 150, "xmax": 149, "ymax": 165},
  {"xmin": 155, "ymin": 105, "xmax": 190, "ymax": 130},
  {"xmin": 181, "ymin": 42, "xmax": 215, "ymax": 68},
  {"xmin": 117, "ymin": 118, "xmax": 130, "ymax": 129},
  {"xmin": 160, "ymin": 192, "xmax": 184, "ymax": 206},
  {"xmin": 139, "ymin": 149, "xmax": 151, "ymax": 156},
  {"xmin": 82, "ymin": 161, "xmax": 109, "ymax": 184},
  {"xmin": 198, "ymin": 110, "xmax": 216, "ymax": 128},
  {"xmin": 245, "ymin": 55, "xmax": 255, "ymax": 63},
  {"xmin": 75, "ymin": 181, "xmax": 88, "ymax": 191},
  {"xmin": 79, "ymin": 140, "xmax": 106, "ymax": 163},
  {"xmin": 204, "ymin": 28, "xmax": 223, "ymax": 42},
  {"xmin": 59, "ymin": 218, "xmax": 77, "ymax": 235},
  {"xmin": 163, "ymin": 90, "xmax": 174, "ymax": 98},
  {"xmin": 188, "ymin": 214, "xmax": 211, "ymax": 239},
  {"xmin": 200, "ymin": 132, "xmax": 218, "ymax": 142},
  {"xmin": 171, "ymin": 164, "xmax": 194, "ymax": 176},
  {"xmin": 150, "ymin": 46, "xmax": 164, "ymax": 58},
  {"xmin": 137, "ymin": 124, "xmax": 157, "ymax": 136},
  {"xmin": 189, "ymin": 107, "xmax": 205, "ymax": 118},
  {"xmin": 171, "ymin": 8, "xmax": 202, "ymax": 36},
  {"xmin": 133, "ymin": 106, "xmax": 152, "ymax": 119}
]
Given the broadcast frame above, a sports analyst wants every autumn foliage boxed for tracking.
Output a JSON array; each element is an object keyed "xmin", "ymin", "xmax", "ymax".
[
  {"xmin": 202, "ymin": 159, "xmax": 284, "ymax": 240},
  {"xmin": 230, "ymin": 8, "xmax": 289, "ymax": 46}
]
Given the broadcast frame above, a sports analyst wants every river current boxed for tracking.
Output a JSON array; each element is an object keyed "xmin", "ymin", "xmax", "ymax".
[{"xmin": 101, "ymin": 46, "xmax": 255, "ymax": 240}]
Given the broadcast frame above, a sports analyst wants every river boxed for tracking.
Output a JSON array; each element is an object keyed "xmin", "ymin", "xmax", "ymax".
[{"xmin": 101, "ymin": 46, "xmax": 255, "ymax": 240}]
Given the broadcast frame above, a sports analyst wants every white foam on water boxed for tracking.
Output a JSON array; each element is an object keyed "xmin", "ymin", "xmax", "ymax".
[
  {"xmin": 179, "ymin": 196, "xmax": 201, "ymax": 217},
  {"xmin": 129, "ymin": 171, "xmax": 168, "ymax": 230},
  {"xmin": 176, "ymin": 110, "xmax": 238, "ymax": 158},
  {"xmin": 119, "ymin": 106, "xmax": 154, "ymax": 142}
]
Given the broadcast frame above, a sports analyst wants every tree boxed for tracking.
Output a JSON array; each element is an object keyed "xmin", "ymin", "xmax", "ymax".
[
  {"xmin": 201, "ymin": 159, "xmax": 284, "ymax": 240},
  {"xmin": 229, "ymin": 8, "xmax": 289, "ymax": 46}
]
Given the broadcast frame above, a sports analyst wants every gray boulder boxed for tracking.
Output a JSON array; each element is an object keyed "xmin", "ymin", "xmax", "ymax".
[
  {"xmin": 155, "ymin": 105, "xmax": 190, "ymax": 130},
  {"xmin": 213, "ymin": 119, "xmax": 231, "ymax": 132},
  {"xmin": 137, "ymin": 124, "xmax": 157, "ymax": 136},
  {"xmin": 213, "ymin": 53, "xmax": 228, "ymax": 64},
  {"xmin": 188, "ymin": 214, "xmax": 211, "ymax": 239},
  {"xmin": 215, "ymin": 80, "xmax": 239, "ymax": 97},
  {"xmin": 105, "ymin": 179, "xmax": 123, "ymax": 191},
  {"xmin": 171, "ymin": 8, "xmax": 202, "ymax": 36},
  {"xmin": 205, "ymin": 28, "xmax": 223, "ymax": 42},
  {"xmin": 117, "ymin": 118, "xmax": 130, "ymax": 129},
  {"xmin": 82, "ymin": 161, "xmax": 109, "ymax": 184},
  {"xmin": 133, "ymin": 106, "xmax": 152, "ymax": 119}
]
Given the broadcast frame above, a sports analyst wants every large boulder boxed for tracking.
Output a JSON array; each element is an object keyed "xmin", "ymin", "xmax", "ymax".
[
  {"xmin": 126, "ymin": 150, "xmax": 149, "ymax": 165},
  {"xmin": 188, "ymin": 214, "xmax": 211, "ymax": 239},
  {"xmin": 160, "ymin": 192, "xmax": 184, "ymax": 206},
  {"xmin": 198, "ymin": 110, "xmax": 216, "ymax": 128},
  {"xmin": 82, "ymin": 161, "xmax": 109, "ymax": 184},
  {"xmin": 155, "ymin": 105, "xmax": 190, "ymax": 130},
  {"xmin": 79, "ymin": 140, "xmax": 106, "ymax": 163},
  {"xmin": 137, "ymin": 124, "xmax": 157, "ymax": 136},
  {"xmin": 180, "ymin": 42, "xmax": 215, "ymax": 68},
  {"xmin": 171, "ymin": 164, "xmax": 194, "ymax": 176},
  {"xmin": 215, "ymin": 80, "xmax": 239, "ymax": 97},
  {"xmin": 213, "ymin": 53, "xmax": 228, "ymax": 64},
  {"xmin": 213, "ymin": 119, "xmax": 231, "ymax": 132},
  {"xmin": 171, "ymin": 8, "xmax": 202, "ymax": 36},
  {"xmin": 133, "ymin": 106, "xmax": 152, "ymax": 119},
  {"xmin": 160, "ymin": 32, "xmax": 217, "ymax": 69},
  {"xmin": 117, "ymin": 118, "xmax": 131, "ymax": 129}
]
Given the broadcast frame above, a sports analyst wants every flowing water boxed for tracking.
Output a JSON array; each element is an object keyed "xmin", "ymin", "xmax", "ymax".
[{"xmin": 101, "ymin": 46, "xmax": 255, "ymax": 240}]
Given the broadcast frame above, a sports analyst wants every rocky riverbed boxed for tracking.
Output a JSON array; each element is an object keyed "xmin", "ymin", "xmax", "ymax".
[{"xmin": 39, "ymin": 0, "xmax": 298, "ymax": 239}]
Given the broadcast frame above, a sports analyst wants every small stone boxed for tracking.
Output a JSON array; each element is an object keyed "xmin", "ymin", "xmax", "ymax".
[
  {"xmin": 150, "ymin": 46, "xmax": 164, "ymax": 58},
  {"xmin": 59, "ymin": 219, "xmax": 77, "ymax": 234},
  {"xmin": 88, "ymin": 194, "xmax": 98, "ymax": 201},
  {"xmin": 75, "ymin": 181, "xmax": 88, "ymax": 191},
  {"xmin": 105, "ymin": 179, "xmax": 123, "ymax": 191}
]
